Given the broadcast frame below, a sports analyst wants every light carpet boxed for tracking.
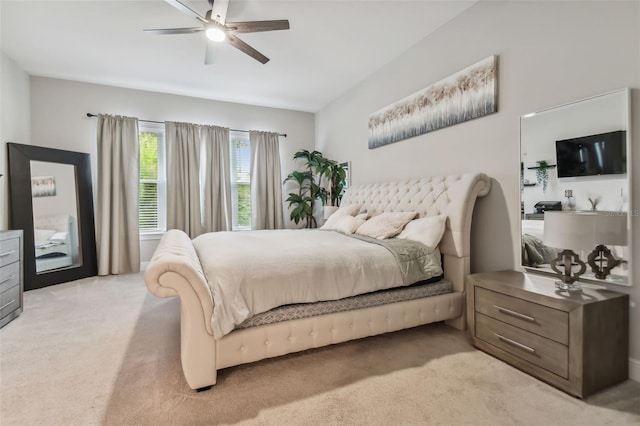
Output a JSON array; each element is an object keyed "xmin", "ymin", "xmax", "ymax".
[{"xmin": 0, "ymin": 273, "xmax": 638, "ymax": 425}]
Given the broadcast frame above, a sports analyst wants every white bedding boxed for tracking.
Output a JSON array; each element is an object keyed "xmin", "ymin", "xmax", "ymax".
[{"xmin": 193, "ymin": 229, "xmax": 414, "ymax": 338}]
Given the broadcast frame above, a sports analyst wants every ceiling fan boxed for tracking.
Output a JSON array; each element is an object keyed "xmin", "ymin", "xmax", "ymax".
[{"xmin": 144, "ymin": 0, "xmax": 290, "ymax": 64}]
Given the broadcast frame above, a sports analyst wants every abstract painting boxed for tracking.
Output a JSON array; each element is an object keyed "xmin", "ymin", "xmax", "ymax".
[
  {"xmin": 368, "ymin": 55, "xmax": 498, "ymax": 149},
  {"xmin": 31, "ymin": 176, "xmax": 56, "ymax": 197}
]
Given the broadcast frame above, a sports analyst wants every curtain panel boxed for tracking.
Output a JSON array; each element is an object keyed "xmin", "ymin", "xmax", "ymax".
[
  {"xmin": 249, "ymin": 131, "xmax": 284, "ymax": 230},
  {"xmin": 166, "ymin": 122, "xmax": 231, "ymax": 237},
  {"xmin": 165, "ymin": 122, "xmax": 203, "ymax": 238},
  {"xmin": 96, "ymin": 114, "xmax": 140, "ymax": 275},
  {"xmin": 201, "ymin": 125, "xmax": 232, "ymax": 233}
]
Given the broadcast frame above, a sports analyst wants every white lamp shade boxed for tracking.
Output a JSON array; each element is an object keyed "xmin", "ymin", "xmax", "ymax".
[
  {"xmin": 543, "ymin": 211, "xmax": 596, "ymax": 250},
  {"xmin": 593, "ymin": 211, "xmax": 627, "ymax": 246}
]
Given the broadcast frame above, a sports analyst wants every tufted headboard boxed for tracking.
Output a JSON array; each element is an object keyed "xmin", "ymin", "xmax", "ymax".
[{"xmin": 341, "ymin": 173, "xmax": 490, "ymax": 296}]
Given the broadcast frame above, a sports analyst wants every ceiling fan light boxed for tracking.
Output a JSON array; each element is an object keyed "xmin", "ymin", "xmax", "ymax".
[{"xmin": 206, "ymin": 27, "xmax": 226, "ymax": 42}]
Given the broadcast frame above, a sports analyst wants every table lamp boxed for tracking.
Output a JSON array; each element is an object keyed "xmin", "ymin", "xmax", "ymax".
[
  {"xmin": 543, "ymin": 211, "xmax": 596, "ymax": 291},
  {"xmin": 587, "ymin": 212, "xmax": 627, "ymax": 279}
]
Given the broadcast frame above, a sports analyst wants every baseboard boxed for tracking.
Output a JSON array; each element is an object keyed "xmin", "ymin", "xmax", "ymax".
[
  {"xmin": 140, "ymin": 261, "xmax": 149, "ymax": 272},
  {"xmin": 630, "ymin": 358, "xmax": 640, "ymax": 382}
]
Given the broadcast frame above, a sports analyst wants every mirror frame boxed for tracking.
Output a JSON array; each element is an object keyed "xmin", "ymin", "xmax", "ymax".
[
  {"xmin": 519, "ymin": 88, "xmax": 633, "ymax": 286},
  {"xmin": 7, "ymin": 143, "xmax": 98, "ymax": 290}
]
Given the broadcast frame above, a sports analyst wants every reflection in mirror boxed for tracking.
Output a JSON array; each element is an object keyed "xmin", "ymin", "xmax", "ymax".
[
  {"xmin": 520, "ymin": 89, "xmax": 631, "ymax": 286},
  {"xmin": 339, "ymin": 161, "xmax": 351, "ymax": 192},
  {"xmin": 8, "ymin": 143, "xmax": 97, "ymax": 291},
  {"xmin": 30, "ymin": 161, "xmax": 82, "ymax": 273}
]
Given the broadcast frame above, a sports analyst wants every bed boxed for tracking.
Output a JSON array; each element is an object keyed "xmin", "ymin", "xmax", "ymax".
[
  {"xmin": 521, "ymin": 219, "xmax": 557, "ymax": 267},
  {"xmin": 145, "ymin": 173, "xmax": 491, "ymax": 391},
  {"xmin": 34, "ymin": 215, "xmax": 78, "ymax": 272}
]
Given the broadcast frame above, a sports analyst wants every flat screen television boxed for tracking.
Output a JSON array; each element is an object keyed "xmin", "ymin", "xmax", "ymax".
[{"xmin": 555, "ymin": 130, "xmax": 626, "ymax": 178}]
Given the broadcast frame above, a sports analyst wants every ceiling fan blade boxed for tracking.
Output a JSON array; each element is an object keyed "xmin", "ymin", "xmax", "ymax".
[
  {"xmin": 210, "ymin": 0, "xmax": 229, "ymax": 24},
  {"xmin": 204, "ymin": 40, "xmax": 217, "ymax": 65},
  {"xmin": 164, "ymin": 0, "xmax": 208, "ymax": 23},
  {"xmin": 227, "ymin": 34, "xmax": 269, "ymax": 64},
  {"xmin": 226, "ymin": 20, "xmax": 290, "ymax": 34},
  {"xmin": 144, "ymin": 27, "xmax": 203, "ymax": 35}
]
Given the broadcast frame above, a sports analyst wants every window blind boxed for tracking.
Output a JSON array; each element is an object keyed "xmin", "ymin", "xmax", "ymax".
[
  {"xmin": 230, "ymin": 133, "xmax": 251, "ymax": 230},
  {"xmin": 139, "ymin": 130, "xmax": 166, "ymax": 232}
]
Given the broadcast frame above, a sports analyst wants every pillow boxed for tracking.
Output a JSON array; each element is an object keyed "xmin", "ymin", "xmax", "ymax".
[
  {"xmin": 356, "ymin": 211, "xmax": 418, "ymax": 240},
  {"xmin": 396, "ymin": 215, "xmax": 447, "ymax": 248},
  {"xmin": 330, "ymin": 215, "xmax": 367, "ymax": 234},
  {"xmin": 320, "ymin": 204, "xmax": 362, "ymax": 229},
  {"xmin": 34, "ymin": 229, "xmax": 56, "ymax": 244},
  {"xmin": 50, "ymin": 231, "xmax": 69, "ymax": 242},
  {"xmin": 355, "ymin": 212, "xmax": 369, "ymax": 221}
]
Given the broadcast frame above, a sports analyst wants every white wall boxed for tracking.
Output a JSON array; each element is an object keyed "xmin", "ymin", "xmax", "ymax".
[
  {"xmin": 0, "ymin": 52, "xmax": 31, "ymax": 230},
  {"xmin": 29, "ymin": 77, "xmax": 315, "ymax": 260},
  {"xmin": 315, "ymin": 1, "xmax": 640, "ymax": 370}
]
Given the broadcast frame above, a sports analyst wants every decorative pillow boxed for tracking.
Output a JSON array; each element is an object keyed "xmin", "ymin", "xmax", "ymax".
[
  {"xmin": 50, "ymin": 231, "xmax": 69, "ymax": 242},
  {"xmin": 356, "ymin": 211, "xmax": 418, "ymax": 240},
  {"xmin": 34, "ymin": 229, "xmax": 56, "ymax": 244},
  {"xmin": 320, "ymin": 204, "xmax": 362, "ymax": 229},
  {"xmin": 355, "ymin": 212, "xmax": 369, "ymax": 221},
  {"xmin": 397, "ymin": 215, "xmax": 447, "ymax": 248},
  {"xmin": 330, "ymin": 215, "xmax": 367, "ymax": 234}
]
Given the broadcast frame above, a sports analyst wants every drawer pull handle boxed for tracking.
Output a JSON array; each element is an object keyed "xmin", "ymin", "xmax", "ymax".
[
  {"xmin": 494, "ymin": 305, "xmax": 535, "ymax": 322},
  {"xmin": 0, "ymin": 275, "xmax": 15, "ymax": 285},
  {"xmin": 0, "ymin": 299, "xmax": 16, "ymax": 311},
  {"xmin": 494, "ymin": 333, "xmax": 536, "ymax": 354},
  {"xmin": 0, "ymin": 250, "xmax": 16, "ymax": 257}
]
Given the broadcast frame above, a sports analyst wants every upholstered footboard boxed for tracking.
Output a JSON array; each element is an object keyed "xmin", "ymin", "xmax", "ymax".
[{"xmin": 144, "ymin": 230, "xmax": 218, "ymax": 389}]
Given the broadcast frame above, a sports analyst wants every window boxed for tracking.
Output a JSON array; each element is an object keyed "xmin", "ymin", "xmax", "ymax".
[
  {"xmin": 139, "ymin": 128, "xmax": 166, "ymax": 233},
  {"xmin": 230, "ymin": 132, "xmax": 251, "ymax": 230}
]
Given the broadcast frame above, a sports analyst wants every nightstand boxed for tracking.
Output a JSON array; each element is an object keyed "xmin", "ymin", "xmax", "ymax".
[
  {"xmin": 466, "ymin": 270, "xmax": 628, "ymax": 398},
  {"xmin": 1, "ymin": 230, "xmax": 23, "ymax": 328}
]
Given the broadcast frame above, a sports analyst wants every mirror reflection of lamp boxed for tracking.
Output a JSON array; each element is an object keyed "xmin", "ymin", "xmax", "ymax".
[
  {"xmin": 543, "ymin": 211, "xmax": 596, "ymax": 291},
  {"xmin": 587, "ymin": 212, "xmax": 627, "ymax": 279},
  {"xmin": 544, "ymin": 211, "xmax": 627, "ymax": 290}
]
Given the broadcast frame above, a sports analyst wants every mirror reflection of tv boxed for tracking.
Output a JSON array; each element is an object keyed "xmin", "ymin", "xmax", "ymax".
[{"xmin": 555, "ymin": 130, "xmax": 626, "ymax": 178}]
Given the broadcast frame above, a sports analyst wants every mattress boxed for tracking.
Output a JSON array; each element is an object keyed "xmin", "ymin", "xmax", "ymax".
[{"xmin": 235, "ymin": 278, "xmax": 452, "ymax": 330}]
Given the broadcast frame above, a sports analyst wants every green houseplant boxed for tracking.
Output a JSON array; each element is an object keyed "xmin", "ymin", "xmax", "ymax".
[
  {"xmin": 535, "ymin": 160, "xmax": 549, "ymax": 193},
  {"xmin": 283, "ymin": 150, "xmax": 346, "ymax": 228}
]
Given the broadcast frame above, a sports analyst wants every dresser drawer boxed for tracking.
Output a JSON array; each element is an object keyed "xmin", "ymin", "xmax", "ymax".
[
  {"xmin": 0, "ymin": 238, "xmax": 20, "ymax": 268},
  {"xmin": 0, "ymin": 285, "xmax": 21, "ymax": 319},
  {"xmin": 0, "ymin": 262, "xmax": 20, "ymax": 294},
  {"xmin": 476, "ymin": 313, "xmax": 568, "ymax": 378},
  {"xmin": 475, "ymin": 287, "xmax": 568, "ymax": 344}
]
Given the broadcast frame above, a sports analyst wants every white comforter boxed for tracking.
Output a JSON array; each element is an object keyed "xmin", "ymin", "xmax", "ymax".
[{"xmin": 192, "ymin": 229, "xmax": 404, "ymax": 338}]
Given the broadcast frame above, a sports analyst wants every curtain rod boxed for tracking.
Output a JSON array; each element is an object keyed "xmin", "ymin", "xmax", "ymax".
[{"xmin": 86, "ymin": 113, "xmax": 287, "ymax": 137}]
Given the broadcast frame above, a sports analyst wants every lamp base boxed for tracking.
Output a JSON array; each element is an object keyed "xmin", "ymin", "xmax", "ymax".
[
  {"xmin": 554, "ymin": 280, "xmax": 582, "ymax": 292},
  {"xmin": 587, "ymin": 244, "xmax": 621, "ymax": 280},
  {"xmin": 550, "ymin": 249, "xmax": 586, "ymax": 292}
]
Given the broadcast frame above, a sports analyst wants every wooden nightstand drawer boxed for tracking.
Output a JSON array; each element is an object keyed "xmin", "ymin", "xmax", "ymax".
[
  {"xmin": 475, "ymin": 313, "xmax": 568, "ymax": 379},
  {"xmin": 0, "ymin": 238, "xmax": 20, "ymax": 268},
  {"xmin": 0, "ymin": 285, "xmax": 21, "ymax": 319},
  {"xmin": 467, "ymin": 271, "xmax": 629, "ymax": 398},
  {"xmin": 475, "ymin": 286, "xmax": 568, "ymax": 344},
  {"xmin": 0, "ymin": 262, "xmax": 20, "ymax": 294}
]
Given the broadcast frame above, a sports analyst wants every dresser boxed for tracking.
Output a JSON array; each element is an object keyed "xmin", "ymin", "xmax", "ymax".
[
  {"xmin": 1, "ymin": 230, "xmax": 23, "ymax": 328},
  {"xmin": 466, "ymin": 270, "xmax": 628, "ymax": 398}
]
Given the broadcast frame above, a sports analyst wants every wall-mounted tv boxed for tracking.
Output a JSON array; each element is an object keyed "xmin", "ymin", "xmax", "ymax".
[{"xmin": 555, "ymin": 130, "xmax": 626, "ymax": 178}]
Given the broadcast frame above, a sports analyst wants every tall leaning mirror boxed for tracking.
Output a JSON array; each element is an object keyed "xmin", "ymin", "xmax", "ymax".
[
  {"xmin": 7, "ymin": 143, "xmax": 98, "ymax": 291},
  {"xmin": 520, "ymin": 88, "xmax": 632, "ymax": 287}
]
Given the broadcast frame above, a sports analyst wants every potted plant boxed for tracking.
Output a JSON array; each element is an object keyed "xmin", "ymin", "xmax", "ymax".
[
  {"xmin": 284, "ymin": 150, "xmax": 323, "ymax": 228},
  {"xmin": 536, "ymin": 160, "xmax": 549, "ymax": 193},
  {"xmin": 283, "ymin": 150, "xmax": 346, "ymax": 228},
  {"xmin": 316, "ymin": 158, "xmax": 347, "ymax": 219}
]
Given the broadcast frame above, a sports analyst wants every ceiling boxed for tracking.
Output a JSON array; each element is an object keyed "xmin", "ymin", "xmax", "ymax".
[{"xmin": 1, "ymin": 0, "xmax": 475, "ymax": 112}]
